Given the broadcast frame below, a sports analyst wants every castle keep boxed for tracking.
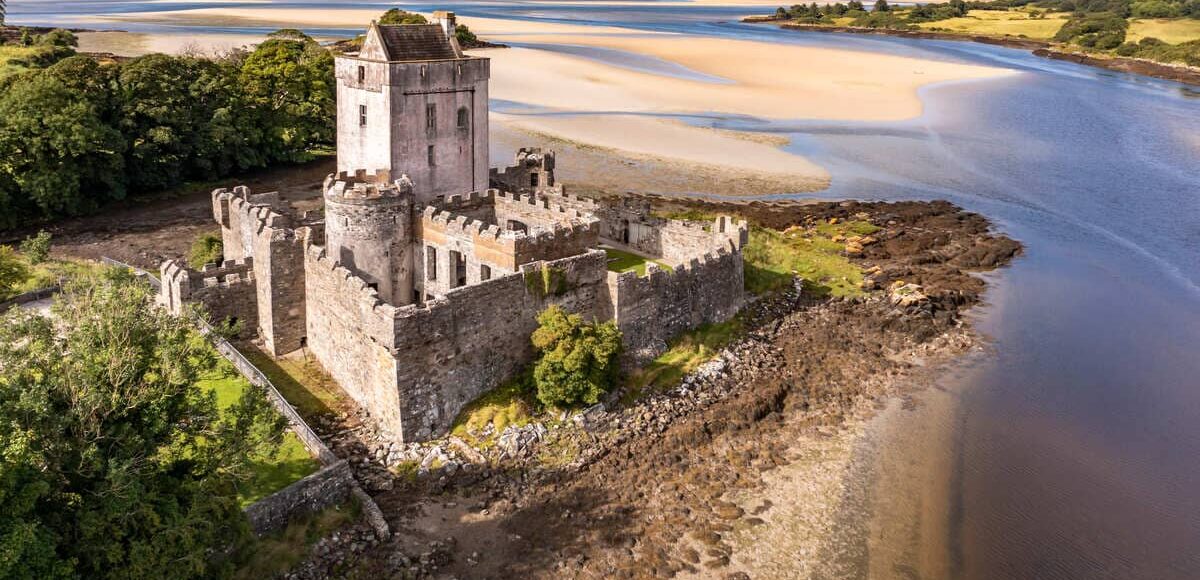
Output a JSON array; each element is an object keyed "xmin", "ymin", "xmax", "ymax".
[{"xmin": 161, "ymin": 16, "xmax": 748, "ymax": 443}]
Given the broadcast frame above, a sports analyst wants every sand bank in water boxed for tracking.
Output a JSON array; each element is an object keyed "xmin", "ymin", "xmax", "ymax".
[{"xmin": 91, "ymin": 8, "xmax": 1013, "ymax": 193}]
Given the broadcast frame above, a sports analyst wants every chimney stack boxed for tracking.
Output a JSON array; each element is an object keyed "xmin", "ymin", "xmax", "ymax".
[{"xmin": 433, "ymin": 11, "xmax": 457, "ymax": 38}]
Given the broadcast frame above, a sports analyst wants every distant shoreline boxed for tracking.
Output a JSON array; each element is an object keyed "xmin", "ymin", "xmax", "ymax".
[{"xmin": 745, "ymin": 18, "xmax": 1200, "ymax": 87}]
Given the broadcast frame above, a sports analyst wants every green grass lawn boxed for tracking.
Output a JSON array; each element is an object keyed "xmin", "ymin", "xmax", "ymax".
[
  {"xmin": 742, "ymin": 219, "xmax": 878, "ymax": 297},
  {"xmin": 604, "ymin": 248, "xmax": 673, "ymax": 276},
  {"xmin": 625, "ymin": 317, "xmax": 743, "ymax": 401},
  {"xmin": 449, "ymin": 375, "xmax": 537, "ymax": 449},
  {"xmin": 1, "ymin": 254, "xmax": 106, "ymax": 301},
  {"xmin": 197, "ymin": 359, "xmax": 320, "ymax": 507},
  {"xmin": 0, "ymin": 45, "xmax": 37, "ymax": 79},
  {"xmin": 917, "ymin": 10, "xmax": 1069, "ymax": 40},
  {"xmin": 1128, "ymin": 18, "xmax": 1200, "ymax": 44},
  {"xmin": 241, "ymin": 349, "xmax": 346, "ymax": 422}
]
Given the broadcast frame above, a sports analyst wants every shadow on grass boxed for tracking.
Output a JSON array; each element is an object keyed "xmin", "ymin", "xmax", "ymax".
[
  {"xmin": 238, "ymin": 433, "xmax": 322, "ymax": 507},
  {"xmin": 241, "ymin": 348, "xmax": 338, "ymax": 422}
]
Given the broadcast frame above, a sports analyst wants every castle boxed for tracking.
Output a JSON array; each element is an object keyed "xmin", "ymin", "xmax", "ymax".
[{"xmin": 160, "ymin": 15, "xmax": 748, "ymax": 443}]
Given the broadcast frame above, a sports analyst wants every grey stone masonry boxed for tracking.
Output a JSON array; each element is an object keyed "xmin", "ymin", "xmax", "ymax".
[
  {"xmin": 160, "ymin": 259, "xmax": 258, "ymax": 338},
  {"xmin": 157, "ymin": 18, "xmax": 750, "ymax": 446}
]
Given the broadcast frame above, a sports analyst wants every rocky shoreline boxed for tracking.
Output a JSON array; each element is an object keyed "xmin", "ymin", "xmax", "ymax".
[
  {"xmin": 747, "ymin": 19, "xmax": 1200, "ymax": 87},
  {"xmin": 279, "ymin": 197, "xmax": 1021, "ymax": 578}
]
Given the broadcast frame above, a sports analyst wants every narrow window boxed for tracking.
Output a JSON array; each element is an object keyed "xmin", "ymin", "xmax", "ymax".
[
  {"xmin": 457, "ymin": 106, "xmax": 469, "ymax": 129},
  {"xmin": 426, "ymin": 103, "xmax": 436, "ymax": 131},
  {"xmin": 480, "ymin": 264, "xmax": 491, "ymax": 281},
  {"xmin": 426, "ymin": 246, "xmax": 437, "ymax": 280},
  {"xmin": 530, "ymin": 172, "xmax": 539, "ymax": 188},
  {"xmin": 357, "ymin": 65, "xmax": 365, "ymax": 83},
  {"xmin": 449, "ymin": 251, "xmax": 467, "ymax": 288},
  {"xmin": 359, "ymin": 104, "xmax": 367, "ymax": 127},
  {"xmin": 427, "ymin": 145, "xmax": 436, "ymax": 167}
]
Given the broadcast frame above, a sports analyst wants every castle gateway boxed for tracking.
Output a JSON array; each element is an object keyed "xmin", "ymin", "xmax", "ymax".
[{"xmin": 161, "ymin": 15, "xmax": 747, "ymax": 443}]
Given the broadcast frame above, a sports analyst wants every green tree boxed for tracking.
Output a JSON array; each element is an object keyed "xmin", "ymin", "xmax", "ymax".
[
  {"xmin": 0, "ymin": 57, "xmax": 125, "ymax": 225},
  {"xmin": 18, "ymin": 230, "xmax": 51, "ymax": 265},
  {"xmin": 379, "ymin": 9, "xmax": 428, "ymax": 25},
  {"xmin": 237, "ymin": 33, "xmax": 335, "ymax": 164},
  {"xmin": 455, "ymin": 24, "xmax": 478, "ymax": 46},
  {"xmin": 0, "ymin": 272, "xmax": 286, "ymax": 579},
  {"xmin": 530, "ymin": 306, "xmax": 622, "ymax": 408},
  {"xmin": 188, "ymin": 231, "xmax": 224, "ymax": 269},
  {"xmin": 874, "ymin": 0, "xmax": 891, "ymax": 11}
]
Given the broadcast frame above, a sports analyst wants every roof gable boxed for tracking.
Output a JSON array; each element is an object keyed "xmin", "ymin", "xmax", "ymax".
[{"xmin": 361, "ymin": 23, "xmax": 460, "ymax": 62}]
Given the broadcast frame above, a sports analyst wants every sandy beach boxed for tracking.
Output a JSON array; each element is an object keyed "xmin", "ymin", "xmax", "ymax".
[{"xmin": 84, "ymin": 7, "xmax": 1013, "ymax": 193}]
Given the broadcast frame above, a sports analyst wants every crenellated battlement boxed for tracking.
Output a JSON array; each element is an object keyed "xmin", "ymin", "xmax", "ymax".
[
  {"xmin": 324, "ymin": 170, "xmax": 415, "ymax": 201},
  {"xmin": 161, "ymin": 258, "xmax": 255, "ymax": 292}
]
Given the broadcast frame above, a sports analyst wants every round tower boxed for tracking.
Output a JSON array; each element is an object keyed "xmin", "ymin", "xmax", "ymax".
[{"xmin": 323, "ymin": 171, "xmax": 416, "ymax": 306}]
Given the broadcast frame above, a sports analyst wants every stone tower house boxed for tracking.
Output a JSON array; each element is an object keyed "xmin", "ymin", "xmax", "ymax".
[{"xmin": 335, "ymin": 17, "xmax": 490, "ymax": 203}]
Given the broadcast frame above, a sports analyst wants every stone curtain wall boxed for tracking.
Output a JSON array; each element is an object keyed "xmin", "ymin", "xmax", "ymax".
[
  {"xmin": 304, "ymin": 244, "xmax": 406, "ymax": 440},
  {"xmin": 608, "ymin": 245, "xmax": 745, "ymax": 361},
  {"xmin": 392, "ymin": 250, "xmax": 611, "ymax": 441},
  {"xmin": 160, "ymin": 259, "xmax": 258, "ymax": 338},
  {"xmin": 244, "ymin": 460, "xmax": 354, "ymax": 535},
  {"xmin": 307, "ymin": 242, "xmax": 609, "ymax": 442},
  {"xmin": 660, "ymin": 216, "xmax": 748, "ymax": 265},
  {"xmin": 214, "ymin": 187, "xmax": 318, "ymax": 355}
]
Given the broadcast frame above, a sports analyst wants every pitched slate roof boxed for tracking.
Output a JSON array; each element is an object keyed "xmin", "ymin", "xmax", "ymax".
[{"xmin": 376, "ymin": 24, "xmax": 459, "ymax": 61}]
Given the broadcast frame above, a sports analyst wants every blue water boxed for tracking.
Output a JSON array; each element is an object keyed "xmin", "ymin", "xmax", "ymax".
[{"xmin": 11, "ymin": 2, "xmax": 1200, "ymax": 577}]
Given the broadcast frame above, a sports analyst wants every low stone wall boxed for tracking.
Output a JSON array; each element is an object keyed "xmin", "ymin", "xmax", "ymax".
[
  {"xmin": 608, "ymin": 245, "xmax": 745, "ymax": 361},
  {"xmin": 0, "ymin": 286, "xmax": 59, "ymax": 313},
  {"xmin": 244, "ymin": 460, "xmax": 354, "ymax": 536}
]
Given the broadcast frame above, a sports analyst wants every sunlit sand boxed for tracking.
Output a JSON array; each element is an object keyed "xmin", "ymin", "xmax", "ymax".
[{"xmin": 89, "ymin": 7, "xmax": 1016, "ymax": 192}]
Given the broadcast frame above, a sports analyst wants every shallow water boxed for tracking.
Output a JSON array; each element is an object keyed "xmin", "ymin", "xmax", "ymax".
[{"xmin": 11, "ymin": 2, "xmax": 1200, "ymax": 577}]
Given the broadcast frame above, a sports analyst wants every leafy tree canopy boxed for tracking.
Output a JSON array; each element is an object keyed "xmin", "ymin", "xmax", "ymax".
[
  {"xmin": 0, "ymin": 272, "xmax": 286, "ymax": 579},
  {"xmin": 530, "ymin": 306, "xmax": 622, "ymax": 408}
]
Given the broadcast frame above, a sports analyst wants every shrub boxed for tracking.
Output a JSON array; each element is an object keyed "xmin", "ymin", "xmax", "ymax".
[
  {"xmin": 1054, "ymin": 12, "xmax": 1128, "ymax": 48},
  {"xmin": 455, "ymin": 24, "xmax": 478, "ymax": 46},
  {"xmin": 530, "ymin": 306, "xmax": 622, "ymax": 408},
  {"xmin": 19, "ymin": 230, "xmax": 52, "ymax": 264},
  {"xmin": 188, "ymin": 232, "xmax": 223, "ymax": 269},
  {"xmin": 0, "ymin": 245, "xmax": 31, "ymax": 297}
]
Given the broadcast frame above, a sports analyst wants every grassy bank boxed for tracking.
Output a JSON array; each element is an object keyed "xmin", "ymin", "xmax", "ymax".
[
  {"xmin": 603, "ymin": 247, "xmax": 673, "ymax": 276},
  {"xmin": 763, "ymin": 3, "xmax": 1200, "ymax": 68},
  {"xmin": 197, "ymin": 359, "xmax": 321, "ymax": 506}
]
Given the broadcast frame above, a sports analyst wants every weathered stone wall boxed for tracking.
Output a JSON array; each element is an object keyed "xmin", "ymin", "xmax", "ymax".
[
  {"xmin": 608, "ymin": 244, "xmax": 745, "ymax": 361},
  {"xmin": 244, "ymin": 460, "xmax": 354, "ymax": 536},
  {"xmin": 489, "ymin": 147, "xmax": 557, "ymax": 194},
  {"xmin": 391, "ymin": 250, "xmax": 611, "ymax": 441},
  {"xmin": 160, "ymin": 259, "xmax": 258, "ymax": 338},
  {"xmin": 335, "ymin": 52, "xmax": 490, "ymax": 203},
  {"xmin": 214, "ymin": 187, "xmax": 317, "ymax": 356},
  {"xmin": 304, "ymin": 244, "xmax": 406, "ymax": 439},
  {"xmin": 660, "ymin": 216, "xmax": 748, "ymax": 266},
  {"xmin": 324, "ymin": 179, "xmax": 415, "ymax": 307}
]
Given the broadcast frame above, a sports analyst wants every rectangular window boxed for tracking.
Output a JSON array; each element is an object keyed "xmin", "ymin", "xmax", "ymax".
[
  {"xmin": 427, "ymin": 145, "xmax": 436, "ymax": 167},
  {"xmin": 425, "ymin": 103, "xmax": 436, "ymax": 131},
  {"xmin": 357, "ymin": 65, "xmax": 365, "ymax": 83},
  {"xmin": 450, "ymin": 251, "xmax": 467, "ymax": 288},
  {"xmin": 480, "ymin": 265, "xmax": 491, "ymax": 281},
  {"xmin": 359, "ymin": 104, "xmax": 367, "ymax": 127},
  {"xmin": 426, "ymin": 246, "xmax": 437, "ymax": 280}
]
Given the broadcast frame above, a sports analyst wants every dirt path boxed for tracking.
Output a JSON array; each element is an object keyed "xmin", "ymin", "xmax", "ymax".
[{"xmin": 7, "ymin": 158, "xmax": 335, "ymax": 271}]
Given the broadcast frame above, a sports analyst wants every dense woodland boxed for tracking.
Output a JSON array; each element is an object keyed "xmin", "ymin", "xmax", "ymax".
[
  {"xmin": 0, "ymin": 28, "xmax": 335, "ymax": 230},
  {"xmin": 775, "ymin": 0, "xmax": 1200, "ymax": 64}
]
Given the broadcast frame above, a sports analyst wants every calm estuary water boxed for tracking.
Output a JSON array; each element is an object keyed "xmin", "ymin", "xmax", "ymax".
[{"xmin": 10, "ymin": 2, "xmax": 1200, "ymax": 577}]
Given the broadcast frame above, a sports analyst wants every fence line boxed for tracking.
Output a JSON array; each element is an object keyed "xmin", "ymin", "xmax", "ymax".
[{"xmin": 100, "ymin": 256, "xmax": 389, "ymax": 538}]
